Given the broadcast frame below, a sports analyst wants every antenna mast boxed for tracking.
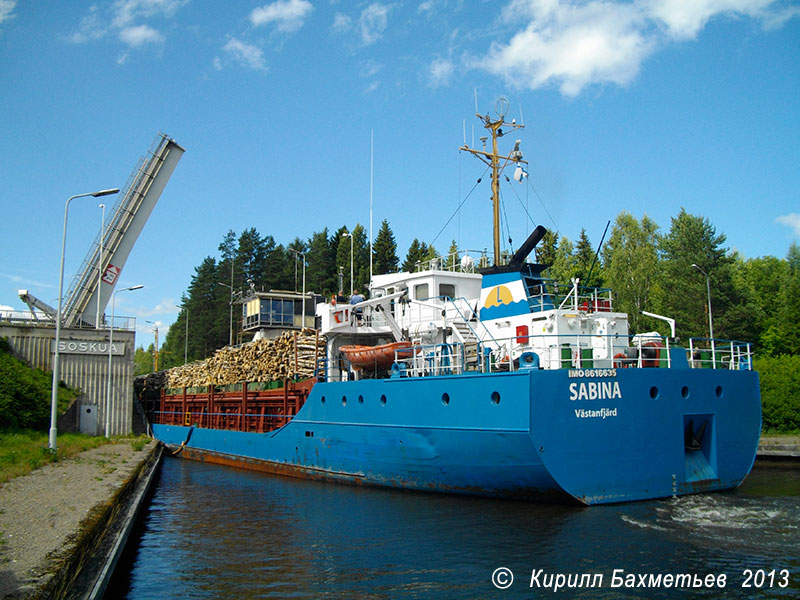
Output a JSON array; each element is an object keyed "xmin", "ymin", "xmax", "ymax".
[{"xmin": 459, "ymin": 97, "xmax": 526, "ymax": 266}]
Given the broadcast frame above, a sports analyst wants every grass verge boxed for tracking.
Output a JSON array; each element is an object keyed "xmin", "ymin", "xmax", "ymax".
[{"xmin": 0, "ymin": 430, "xmax": 111, "ymax": 485}]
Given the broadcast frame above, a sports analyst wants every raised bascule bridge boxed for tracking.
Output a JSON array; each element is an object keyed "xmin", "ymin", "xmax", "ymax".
[{"xmin": 4, "ymin": 134, "xmax": 183, "ymax": 436}]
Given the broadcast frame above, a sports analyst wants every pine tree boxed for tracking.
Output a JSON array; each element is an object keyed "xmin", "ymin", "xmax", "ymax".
[
  {"xmin": 373, "ymin": 219, "xmax": 399, "ymax": 275},
  {"xmin": 575, "ymin": 228, "xmax": 599, "ymax": 285},
  {"xmin": 445, "ymin": 240, "xmax": 459, "ymax": 270},
  {"xmin": 402, "ymin": 239, "xmax": 425, "ymax": 272},
  {"xmin": 659, "ymin": 208, "xmax": 740, "ymax": 341},
  {"xmin": 306, "ymin": 228, "xmax": 335, "ymax": 295},
  {"xmin": 351, "ymin": 224, "xmax": 370, "ymax": 295},
  {"xmin": 536, "ymin": 230, "xmax": 558, "ymax": 266}
]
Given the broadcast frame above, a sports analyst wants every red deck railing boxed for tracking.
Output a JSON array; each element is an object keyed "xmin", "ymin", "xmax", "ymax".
[{"xmin": 157, "ymin": 378, "xmax": 316, "ymax": 434}]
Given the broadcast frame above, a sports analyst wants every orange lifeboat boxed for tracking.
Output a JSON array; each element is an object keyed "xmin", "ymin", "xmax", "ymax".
[{"xmin": 340, "ymin": 341, "xmax": 413, "ymax": 370}]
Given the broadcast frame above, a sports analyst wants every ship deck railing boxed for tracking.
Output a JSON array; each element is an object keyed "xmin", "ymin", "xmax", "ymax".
[
  {"xmin": 390, "ymin": 342, "xmax": 466, "ymax": 378},
  {"xmin": 687, "ymin": 338, "xmax": 754, "ymax": 370},
  {"xmin": 156, "ymin": 378, "xmax": 315, "ymax": 433},
  {"xmin": 361, "ymin": 333, "xmax": 753, "ymax": 379}
]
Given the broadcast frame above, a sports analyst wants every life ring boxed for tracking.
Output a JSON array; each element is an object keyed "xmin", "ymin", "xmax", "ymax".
[
  {"xmin": 333, "ymin": 310, "xmax": 344, "ymax": 324},
  {"xmin": 613, "ymin": 353, "xmax": 630, "ymax": 369}
]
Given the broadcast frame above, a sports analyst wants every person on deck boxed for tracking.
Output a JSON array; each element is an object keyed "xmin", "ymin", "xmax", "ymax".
[{"xmin": 349, "ymin": 289, "xmax": 365, "ymax": 323}]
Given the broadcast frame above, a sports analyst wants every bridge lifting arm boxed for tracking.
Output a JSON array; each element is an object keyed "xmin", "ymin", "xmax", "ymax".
[
  {"xmin": 17, "ymin": 289, "xmax": 57, "ymax": 321},
  {"xmin": 62, "ymin": 134, "xmax": 184, "ymax": 328}
]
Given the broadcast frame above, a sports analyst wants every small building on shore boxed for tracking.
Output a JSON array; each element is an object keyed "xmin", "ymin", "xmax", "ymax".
[{"xmin": 1, "ymin": 313, "xmax": 136, "ymax": 436}]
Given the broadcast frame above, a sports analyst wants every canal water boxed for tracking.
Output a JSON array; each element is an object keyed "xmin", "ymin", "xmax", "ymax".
[{"xmin": 107, "ymin": 458, "xmax": 799, "ymax": 599}]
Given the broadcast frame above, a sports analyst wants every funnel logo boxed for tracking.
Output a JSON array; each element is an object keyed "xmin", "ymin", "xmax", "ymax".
[{"xmin": 484, "ymin": 285, "xmax": 513, "ymax": 308}]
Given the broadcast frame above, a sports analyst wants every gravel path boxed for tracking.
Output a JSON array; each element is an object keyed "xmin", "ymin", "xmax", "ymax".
[{"xmin": 0, "ymin": 440, "xmax": 156, "ymax": 599}]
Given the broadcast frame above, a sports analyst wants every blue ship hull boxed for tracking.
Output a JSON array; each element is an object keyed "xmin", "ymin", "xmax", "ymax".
[{"xmin": 152, "ymin": 362, "xmax": 761, "ymax": 505}]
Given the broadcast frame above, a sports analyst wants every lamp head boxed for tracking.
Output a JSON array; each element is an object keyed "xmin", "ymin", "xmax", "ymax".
[{"xmin": 92, "ymin": 188, "xmax": 120, "ymax": 198}]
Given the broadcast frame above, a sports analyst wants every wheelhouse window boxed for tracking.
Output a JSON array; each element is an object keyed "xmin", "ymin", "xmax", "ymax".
[
  {"xmin": 414, "ymin": 283, "xmax": 429, "ymax": 300},
  {"xmin": 439, "ymin": 283, "xmax": 456, "ymax": 301}
]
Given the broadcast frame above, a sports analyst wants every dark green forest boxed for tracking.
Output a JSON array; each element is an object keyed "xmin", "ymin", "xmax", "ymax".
[{"xmin": 134, "ymin": 208, "xmax": 799, "ymax": 432}]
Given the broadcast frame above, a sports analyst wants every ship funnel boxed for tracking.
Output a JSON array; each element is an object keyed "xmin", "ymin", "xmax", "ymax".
[{"xmin": 510, "ymin": 225, "xmax": 547, "ymax": 265}]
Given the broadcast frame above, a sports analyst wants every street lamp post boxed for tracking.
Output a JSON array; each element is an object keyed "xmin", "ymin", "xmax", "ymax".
[
  {"xmin": 50, "ymin": 188, "xmax": 119, "ymax": 452},
  {"xmin": 691, "ymin": 263, "xmax": 715, "ymax": 364},
  {"xmin": 342, "ymin": 231, "xmax": 354, "ymax": 297},
  {"xmin": 145, "ymin": 320, "xmax": 159, "ymax": 371},
  {"xmin": 218, "ymin": 282, "xmax": 234, "ymax": 346},
  {"xmin": 289, "ymin": 249, "xmax": 306, "ymax": 329},
  {"xmin": 106, "ymin": 284, "xmax": 143, "ymax": 438}
]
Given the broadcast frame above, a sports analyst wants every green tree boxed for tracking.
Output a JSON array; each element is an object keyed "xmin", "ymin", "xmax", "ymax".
[
  {"xmin": 549, "ymin": 235, "xmax": 576, "ymax": 284},
  {"xmin": 306, "ymin": 228, "xmax": 335, "ymax": 295},
  {"xmin": 756, "ymin": 355, "xmax": 800, "ymax": 432},
  {"xmin": 766, "ymin": 243, "xmax": 800, "ymax": 355},
  {"xmin": 575, "ymin": 228, "xmax": 601, "ymax": 286},
  {"xmin": 659, "ymin": 208, "xmax": 744, "ymax": 341},
  {"xmin": 402, "ymin": 238, "xmax": 428, "ymax": 272},
  {"xmin": 601, "ymin": 212, "xmax": 660, "ymax": 334},
  {"xmin": 535, "ymin": 229, "xmax": 558, "ymax": 266},
  {"xmin": 373, "ymin": 219, "xmax": 399, "ymax": 275},
  {"xmin": 285, "ymin": 237, "xmax": 308, "ymax": 293},
  {"xmin": 134, "ymin": 344, "xmax": 155, "ymax": 375},
  {"xmin": 351, "ymin": 224, "xmax": 370, "ymax": 295},
  {"xmin": 236, "ymin": 228, "xmax": 270, "ymax": 291},
  {"xmin": 444, "ymin": 240, "xmax": 459, "ymax": 270}
]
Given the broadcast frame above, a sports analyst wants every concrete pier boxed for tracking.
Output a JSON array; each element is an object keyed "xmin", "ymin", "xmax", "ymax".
[
  {"xmin": 0, "ymin": 440, "xmax": 160, "ymax": 599},
  {"xmin": 757, "ymin": 434, "xmax": 800, "ymax": 459}
]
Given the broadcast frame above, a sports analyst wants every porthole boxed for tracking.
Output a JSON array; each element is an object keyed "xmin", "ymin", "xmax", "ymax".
[
  {"xmin": 321, "ymin": 395, "xmax": 326, "ymax": 404},
  {"xmin": 715, "ymin": 386, "xmax": 723, "ymax": 398},
  {"xmin": 681, "ymin": 386, "xmax": 690, "ymax": 399},
  {"xmin": 649, "ymin": 386, "xmax": 659, "ymax": 400},
  {"xmin": 491, "ymin": 391, "xmax": 501, "ymax": 405},
  {"xmin": 342, "ymin": 395, "xmax": 347, "ymax": 406},
  {"xmin": 358, "ymin": 395, "xmax": 364, "ymax": 404},
  {"xmin": 442, "ymin": 392, "xmax": 450, "ymax": 406},
  {"xmin": 380, "ymin": 394, "xmax": 387, "ymax": 405}
]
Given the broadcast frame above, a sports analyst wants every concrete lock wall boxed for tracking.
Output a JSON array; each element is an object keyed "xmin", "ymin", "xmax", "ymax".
[{"xmin": 0, "ymin": 324, "xmax": 136, "ymax": 436}]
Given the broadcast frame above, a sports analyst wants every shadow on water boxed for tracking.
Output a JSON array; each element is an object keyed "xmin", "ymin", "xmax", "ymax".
[{"xmin": 106, "ymin": 457, "xmax": 800, "ymax": 599}]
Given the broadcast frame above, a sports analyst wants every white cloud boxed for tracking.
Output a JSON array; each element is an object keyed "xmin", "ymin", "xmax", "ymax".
[
  {"xmin": 361, "ymin": 59, "xmax": 383, "ymax": 78},
  {"xmin": 220, "ymin": 38, "xmax": 268, "ymax": 71},
  {"xmin": 776, "ymin": 213, "xmax": 800, "ymax": 237},
  {"xmin": 646, "ymin": 0, "xmax": 776, "ymax": 39},
  {"xmin": 250, "ymin": 0, "xmax": 314, "ymax": 33},
  {"xmin": 359, "ymin": 3, "xmax": 391, "ymax": 45},
  {"xmin": 428, "ymin": 56, "xmax": 455, "ymax": 87},
  {"xmin": 331, "ymin": 4, "xmax": 391, "ymax": 46},
  {"xmin": 332, "ymin": 12, "xmax": 352, "ymax": 33},
  {"xmin": 112, "ymin": 0, "xmax": 187, "ymax": 29},
  {"xmin": 69, "ymin": 0, "xmax": 185, "ymax": 50},
  {"xmin": 119, "ymin": 24, "xmax": 164, "ymax": 47},
  {"xmin": 0, "ymin": 0, "xmax": 17, "ymax": 25},
  {"xmin": 474, "ymin": 0, "xmax": 799, "ymax": 96}
]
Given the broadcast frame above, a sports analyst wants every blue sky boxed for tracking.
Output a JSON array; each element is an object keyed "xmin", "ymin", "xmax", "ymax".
[{"xmin": 1, "ymin": 0, "xmax": 799, "ymax": 351}]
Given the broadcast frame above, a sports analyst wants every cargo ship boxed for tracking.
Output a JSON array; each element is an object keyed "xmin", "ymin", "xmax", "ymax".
[{"xmin": 152, "ymin": 104, "xmax": 761, "ymax": 504}]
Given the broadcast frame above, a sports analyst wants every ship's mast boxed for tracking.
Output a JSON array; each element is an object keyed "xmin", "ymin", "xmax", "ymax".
[{"xmin": 460, "ymin": 98, "xmax": 526, "ymax": 266}]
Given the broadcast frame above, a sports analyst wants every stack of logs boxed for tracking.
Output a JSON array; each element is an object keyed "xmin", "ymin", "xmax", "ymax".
[{"xmin": 166, "ymin": 330, "xmax": 325, "ymax": 388}]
